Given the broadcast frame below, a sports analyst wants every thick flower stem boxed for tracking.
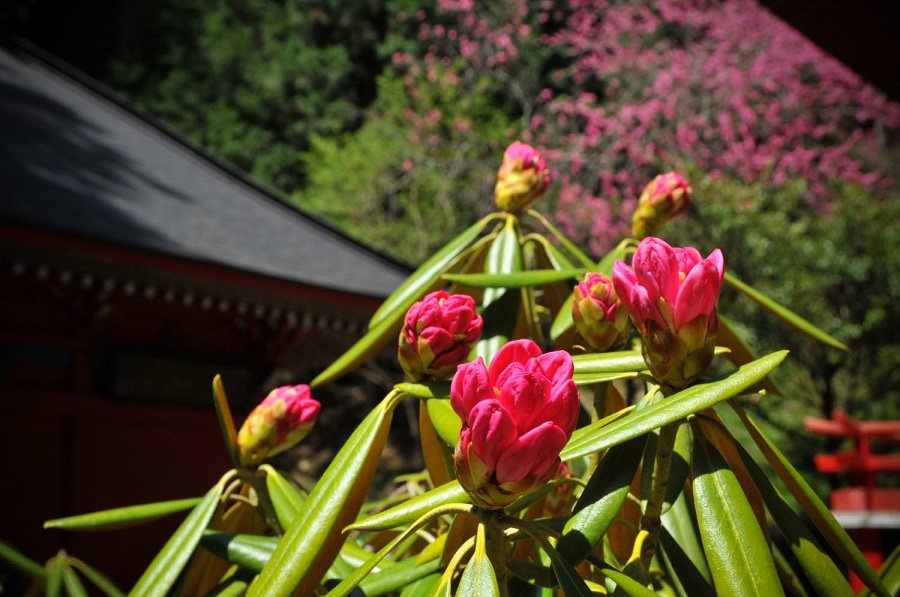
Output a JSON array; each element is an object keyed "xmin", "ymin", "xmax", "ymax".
[
  {"xmin": 237, "ymin": 469, "xmax": 283, "ymax": 535},
  {"xmin": 482, "ymin": 510, "xmax": 510, "ymax": 597},
  {"xmin": 640, "ymin": 420, "xmax": 680, "ymax": 570}
]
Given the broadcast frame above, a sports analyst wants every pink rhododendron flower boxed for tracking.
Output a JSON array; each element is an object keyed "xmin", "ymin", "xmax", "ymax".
[
  {"xmin": 572, "ymin": 272, "xmax": 630, "ymax": 351},
  {"xmin": 398, "ymin": 291, "xmax": 483, "ymax": 381},
  {"xmin": 494, "ymin": 141, "xmax": 550, "ymax": 212},
  {"xmin": 237, "ymin": 385, "xmax": 321, "ymax": 466},
  {"xmin": 451, "ymin": 339, "xmax": 580, "ymax": 509},
  {"xmin": 613, "ymin": 237, "xmax": 724, "ymax": 387},
  {"xmin": 631, "ymin": 172, "xmax": 693, "ymax": 239}
]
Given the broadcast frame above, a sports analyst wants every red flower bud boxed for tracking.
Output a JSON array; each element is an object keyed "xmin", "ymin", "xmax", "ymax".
[
  {"xmin": 572, "ymin": 272, "xmax": 630, "ymax": 351},
  {"xmin": 450, "ymin": 339, "xmax": 580, "ymax": 509},
  {"xmin": 237, "ymin": 385, "xmax": 321, "ymax": 466},
  {"xmin": 631, "ymin": 172, "xmax": 692, "ymax": 239},
  {"xmin": 612, "ymin": 237, "xmax": 724, "ymax": 387},
  {"xmin": 398, "ymin": 291, "xmax": 483, "ymax": 381},
  {"xmin": 494, "ymin": 141, "xmax": 550, "ymax": 212}
]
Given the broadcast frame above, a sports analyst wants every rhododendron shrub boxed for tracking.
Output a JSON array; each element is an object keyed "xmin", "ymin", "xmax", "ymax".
[{"xmin": 17, "ymin": 141, "xmax": 892, "ymax": 597}]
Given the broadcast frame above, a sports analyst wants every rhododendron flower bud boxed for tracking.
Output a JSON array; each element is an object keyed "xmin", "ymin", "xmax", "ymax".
[
  {"xmin": 398, "ymin": 291, "xmax": 483, "ymax": 381},
  {"xmin": 494, "ymin": 141, "xmax": 550, "ymax": 212},
  {"xmin": 572, "ymin": 272, "xmax": 630, "ymax": 351},
  {"xmin": 451, "ymin": 339, "xmax": 580, "ymax": 509},
  {"xmin": 237, "ymin": 385, "xmax": 321, "ymax": 466},
  {"xmin": 612, "ymin": 237, "xmax": 724, "ymax": 388},
  {"xmin": 631, "ymin": 172, "xmax": 692, "ymax": 239}
]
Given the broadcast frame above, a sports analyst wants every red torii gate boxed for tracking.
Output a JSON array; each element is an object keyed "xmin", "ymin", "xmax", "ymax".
[{"xmin": 804, "ymin": 410, "xmax": 900, "ymax": 590}]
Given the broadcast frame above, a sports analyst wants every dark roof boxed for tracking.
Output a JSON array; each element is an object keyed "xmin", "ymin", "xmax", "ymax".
[{"xmin": 0, "ymin": 40, "xmax": 410, "ymax": 299}]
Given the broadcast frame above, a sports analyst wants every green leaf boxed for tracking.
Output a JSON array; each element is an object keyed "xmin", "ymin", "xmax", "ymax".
[
  {"xmin": 0, "ymin": 538, "xmax": 46, "ymax": 578},
  {"xmin": 572, "ymin": 347, "xmax": 729, "ymax": 376},
  {"xmin": 659, "ymin": 527, "xmax": 716, "ymax": 597},
  {"xmin": 723, "ymin": 271, "xmax": 847, "ymax": 351},
  {"xmin": 426, "ymin": 398, "xmax": 462, "ymax": 448},
  {"xmin": 199, "ymin": 531, "xmax": 277, "ymax": 573},
  {"xmin": 47, "ymin": 556, "xmax": 64, "ymax": 597},
  {"xmin": 572, "ymin": 371, "xmax": 638, "ymax": 386},
  {"xmin": 67, "ymin": 558, "xmax": 126, "ymax": 597},
  {"xmin": 212, "ymin": 375, "xmax": 241, "ymax": 469},
  {"xmin": 262, "ymin": 465, "xmax": 306, "ymax": 530},
  {"xmin": 661, "ymin": 467, "xmax": 712, "ymax": 587},
  {"xmin": 327, "ymin": 504, "xmax": 470, "ymax": 597},
  {"xmin": 729, "ymin": 403, "xmax": 890, "ymax": 597},
  {"xmin": 474, "ymin": 216, "xmax": 523, "ymax": 364},
  {"xmin": 129, "ymin": 480, "xmax": 225, "ymax": 597},
  {"xmin": 248, "ymin": 392, "xmax": 403, "ymax": 597},
  {"xmin": 61, "ymin": 564, "xmax": 90, "ymax": 597},
  {"xmin": 691, "ymin": 428, "xmax": 783, "ymax": 597},
  {"xmin": 558, "ymin": 435, "xmax": 646, "ymax": 564},
  {"xmin": 543, "ymin": 545, "xmax": 593, "ymax": 597},
  {"xmin": 399, "ymin": 572, "xmax": 442, "ymax": 596},
  {"xmin": 562, "ymin": 351, "xmax": 787, "ymax": 461},
  {"xmin": 442, "ymin": 269, "xmax": 585, "ymax": 288},
  {"xmin": 44, "ymin": 498, "xmax": 202, "ymax": 531},
  {"xmin": 860, "ymin": 542, "xmax": 900, "ymax": 597},
  {"xmin": 601, "ymin": 568, "xmax": 657, "ymax": 597},
  {"xmin": 456, "ymin": 522, "xmax": 499, "ymax": 597},
  {"xmin": 734, "ymin": 441, "xmax": 853, "ymax": 596},
  {"xmin": 369, "ymin": 214, "xmax": 499, "ymax": 328},
  {"xmin": 348, "ymin": 480, "xmax": 469, "ymax": 531},
  {"xmin": 358, "ymin": 553, "xmax": 441, "ymax": 596}
]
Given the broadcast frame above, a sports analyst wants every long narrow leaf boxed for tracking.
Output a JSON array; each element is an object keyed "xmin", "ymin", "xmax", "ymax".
[
  {"xmin": 562, "ymin": 351, "xmax": 788, "ymax": 461},
  {"xmin": 692, "ymin": 429, "xmax": 783, "ymax": 597},
  {"xmin": 61, "ymin": 564, "xmax": 89, "ymax": 597},
  {"xmin": 443, "ymin": 269, "xmax": 585, "ymax": 288},
  {"xmin": 129, "ymin": 481, "xmax": 225, "ymax": 597},
  {"xmin": 456, "ymin": 521, "xmax": 500, "ymax": 597},
  {"xmin": 729, "ymin": 402, "xmax": 889, "ymax": 597},
  {"xmin": 661, "ymin": 489, "xmax": 711, "ymax": 588},
  {"xmin": 558, "ymin": 435, "xmax": 647, "ymax": 564},
  {"xmin": 659, "ymin": 527, "xmax": 716, "ymax": 597},
  {"xmin": 733, "ymin": 440, "xmax": 853, "ymax": 596},
  {"xmin": 212, "ymin": 375, "xmax": 241, "ymax": 469},
  {"xmin": 359, "ymin": 554, "xmax": 441, "ymax": 597},
  {"xmin": 261, "ymin": 465, "xmax": 306, "ymax": 530},
  {"xmin": 0, "ymin": 538, "xmax": 46, "ymax": 578},
  {"xmin": 199, "ymin": 531, "xmax": 277, "ymax": 573},
  {"xmin": 601, "ymin": 568, "xmax": 656, "ymax": 597},
  {"xmin": 426, "ymin": 398, "xmax": 462, "ymax": 448},
  {"xmin": 67, "ymin": 558, "xmax": 126, "ymax": 597},
  {"xmin": 370, "ymin": 214, "xmax": 500, "ymax": 328},
  {"xmin": 348, "ymin": 481, "xmax": 469, "ymax": 532},
  {"xmin": 248, "ymin": 392, "xmax": 402, "ymax": 597},
  {"xmin": 44, "ymin": 498, "xmax": 202, "ymax": 531},
  {"xmin": 572, "ymin": 346, "xmax": 729, "ymax": 376},
  {"xmin": 723, "ymin": 271, "xmax": 847, "ymax": 351},
  {"xmin": 525, "ymin": 210, "xmax": 595, "ymax": 269}
]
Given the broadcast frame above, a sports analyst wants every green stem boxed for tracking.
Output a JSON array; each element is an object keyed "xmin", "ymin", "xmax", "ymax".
[
  {"xmin": 237, "ymin": 469, "xmax": 283, "ymax": 535},
  {"xmin": 482, "ymin": 510, "xmax": 510, "ymax": 597},
  {"xmin": 640, "ymin": 420, "xmax": 680, "ymax": 570}
]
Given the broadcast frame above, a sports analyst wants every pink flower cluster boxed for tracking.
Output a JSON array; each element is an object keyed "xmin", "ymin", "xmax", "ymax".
[{"xmin": 451, "ymin": 339, "xmax": 580, "ymax": 509}]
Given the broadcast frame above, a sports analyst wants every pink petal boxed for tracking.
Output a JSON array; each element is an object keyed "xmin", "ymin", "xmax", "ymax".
[
  {"xmin": 497, "ymin": 371, "xmax": 552, "ymax": 433},
  {"xmin": 612, "ymin": 260, "xmax": 638, "ymax": 315},
  {"xmin": 488, "ymin": 339, "xmax": 542, "ymax": 383},
  {"xmin": 467, "ymin": 400, "xmax": 517, "ymax": 471},
  {"xmin": 533, "ymin": 378, "xmax": 580, "ymax": 436},
  {"xmin": 707, "ymin": 248, "xmax": 725, "ymax": 283},
  {"xmin": 450, "ymin": 358, "xmax": 492, "ymax": 419},
  {"xmin": 495, "ymin": 422, "xmax": 567, "ymax": 484},
  {"xmin": 534, "ymin": 350, "xmax": 574, "ymax": 387},
  {"xmin": 673, "ymin": 259, "xmax": 721, "ymax": 330},
  {"xmin": 673, "ymin": 247, "xmax": 702, "ymax": 275},
  {"xmin": 633, "ymin": 237, "xmax": 679, "ymax": 303}
]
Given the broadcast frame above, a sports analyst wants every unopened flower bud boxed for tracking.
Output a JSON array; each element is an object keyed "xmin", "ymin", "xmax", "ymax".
[
  {"xmin": 631, "ymin": 172, "xmax": 692, "ymax": 239},
  {"xmin": 451, "ymin": 339, "xmax": 580, "ymax": 509},
  {"xmin": 398, "ymin": 291, "xmax": 483, "ymax": 381},
  {"xmin": 612, "ymin": 237, "xmax": 724, "ymax": 388},
  {"xmin": 237, "ymin": 385, "xmax": 320, "ymax": 466},
  {"xmin": 494, "ymin": 141, "xmax": 550, "ymax": 212},
  {"xmin": 572, "ymin": 272, "xmax": 630, "ymax": 351}
]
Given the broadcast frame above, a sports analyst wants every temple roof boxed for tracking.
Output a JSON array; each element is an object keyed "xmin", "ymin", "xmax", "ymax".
[{"xmin": 0, "ymin": 40, "xmax": 410, "ymax": 300}]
